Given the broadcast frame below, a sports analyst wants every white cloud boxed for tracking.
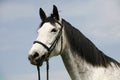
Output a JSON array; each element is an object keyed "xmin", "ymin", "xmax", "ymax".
[{"xmin": 0, "ymin": 2, "xmax": 38, "ymax": 23}]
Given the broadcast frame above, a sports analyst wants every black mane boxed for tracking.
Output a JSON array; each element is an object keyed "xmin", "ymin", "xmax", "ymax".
[{"xmin": 63, "ymin": 19, "xmax": 120, "ymax": 67}]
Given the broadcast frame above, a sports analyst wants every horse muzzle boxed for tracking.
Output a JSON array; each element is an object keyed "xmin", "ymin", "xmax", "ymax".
[{"xmin": 28, "ymin": 52, "xmax": 47, "ymax": 66}]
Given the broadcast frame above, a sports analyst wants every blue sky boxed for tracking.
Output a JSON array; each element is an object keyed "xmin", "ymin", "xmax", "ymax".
[{"xmin": 0, "ymin": 0, "xmax": 120, "ymax": 80}]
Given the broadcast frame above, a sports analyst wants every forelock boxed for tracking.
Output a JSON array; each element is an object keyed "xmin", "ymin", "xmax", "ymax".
[{"xmin": 39, "ymin": 15, "xmax": 56, "ymax": 28}]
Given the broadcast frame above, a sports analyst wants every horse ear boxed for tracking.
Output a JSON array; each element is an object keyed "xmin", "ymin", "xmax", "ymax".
[
  {"xmin": 53, "ymin": 5, "xmax": 59, "ymax": 20},
  {"xmin": 39, "ymin": 8, "xmax": 46, "ymax": 21}
]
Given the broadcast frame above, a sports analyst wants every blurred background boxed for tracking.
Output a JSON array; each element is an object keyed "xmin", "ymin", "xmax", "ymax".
[{"xmin": 0, "ymin": 0, "xmax": 120, "ymax": 80}]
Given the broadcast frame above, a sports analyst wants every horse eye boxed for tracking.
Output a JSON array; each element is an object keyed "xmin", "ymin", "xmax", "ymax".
[{"xmin": 51, "ymin": 28, "xmax": 58, "ymax": 32}]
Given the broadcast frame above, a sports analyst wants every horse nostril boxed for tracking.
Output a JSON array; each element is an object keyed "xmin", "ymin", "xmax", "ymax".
[
  {"xmin": 33, "ymin": 52, "xmax": 39, "ymax": 59},
  {"xmin": 28, "ymin": 55, "xmax": 33, "ymax": 60},
  {"xmin": 28, "ymin": 52, "xmax": 39, "ymax": 61}
]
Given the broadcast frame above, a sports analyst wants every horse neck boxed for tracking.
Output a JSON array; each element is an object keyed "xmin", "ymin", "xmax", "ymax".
[
  {"xmin": 61, "ymin": 43, "xmax": 92, "ymax": 80},
  {"xmin": 60, "ymin": 29, "xmax": 91, "ymax": 80}
]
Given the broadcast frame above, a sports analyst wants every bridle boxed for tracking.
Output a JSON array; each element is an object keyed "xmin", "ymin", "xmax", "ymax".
[{"xmin": 33, "ymin": 20, "xmax": 63, "ymax": 80}]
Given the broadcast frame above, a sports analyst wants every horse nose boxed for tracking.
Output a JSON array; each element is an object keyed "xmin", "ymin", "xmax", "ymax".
[{"xmin": 28, "ymin": 52, "xmax": 39, "ymax": 61}]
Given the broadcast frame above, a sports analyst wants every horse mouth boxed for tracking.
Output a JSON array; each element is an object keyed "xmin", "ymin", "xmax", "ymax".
[{"xmin": 29, "ymin": 55, "xmax": 46, "ymax": 66}]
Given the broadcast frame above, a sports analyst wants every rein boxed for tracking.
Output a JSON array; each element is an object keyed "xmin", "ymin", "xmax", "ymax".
[
  {"xmin": 33, "ymin": 20, "xmax": 63, "ymax": 80},
  {"xmin": 37, "ymin": 60, "xmax": 49, "ymax": 80}
]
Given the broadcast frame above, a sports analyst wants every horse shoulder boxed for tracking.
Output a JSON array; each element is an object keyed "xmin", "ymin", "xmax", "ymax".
[{"xmin": 91, "ymin": 63, "xmax": 120, "ymax": 80}]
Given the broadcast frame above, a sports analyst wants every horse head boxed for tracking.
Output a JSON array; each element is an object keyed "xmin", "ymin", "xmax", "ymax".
[{"xmin": 28, "ymin": 5, "xmax": 64, "ymax": 66}]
